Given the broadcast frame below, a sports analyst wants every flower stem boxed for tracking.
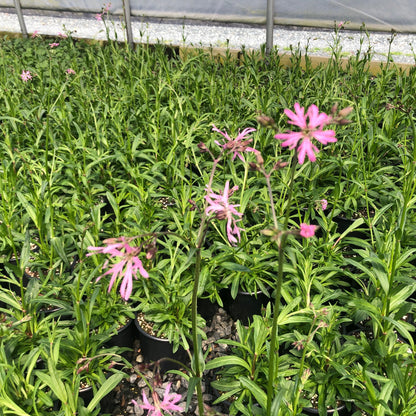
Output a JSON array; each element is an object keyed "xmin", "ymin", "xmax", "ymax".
[
  {"xmin": 192, "ymin": 247, "xmax": 204, "ymax": 416},
  {"xmin": 189, "ymin": 156, "xmax": 221, "ymax": 416},
  {"xmin": 266, "ymin": 160, "xmax": 297, "ymax": 416}
]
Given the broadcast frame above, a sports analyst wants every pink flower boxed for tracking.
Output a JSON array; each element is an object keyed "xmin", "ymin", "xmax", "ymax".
[
  {"xmin": 31, "ymin": 30, "xmax": 39, "ymax": 38},
  {"xmin": 275, "ymin": 103, "xmax": 336, "ymax": 164},
  {"xmin": 212, "ymin": 125, "xmax": 256, "ymax": 162},
  {"xmin": 205, "ymin": 181, "xmax": 243, "ymax": 244},
  {"xmin": 133, "ymin": 383, "xmax": 182, "ymax": 416},
  {"xmin": 95, "ymin": 13, "xmax": 103, "ymax": 21},
  {"xmin": 58, "ymin": 32, "xmax": 68, "ymax": 38},
  {"xmin": 320, "ymin": 199, "xmax": 328, "ymax": 210},
  {"xmin": 299, "ymin": 223, "xmax": 317, "ymax": 238},
  {"xmin": 49, "ymin": 42, "xmax": 59, "ymax": 48},
  {"xmin": 20, "ymin": 70, "xmax": 32, "ymax": 82},
  {"xmin": 103, "ymin": 2, "xmax": 112, "ymax": 12},
  {"xmin": 87, "ymin": 237, "xmax": 149, "ymax": 301},
  {"xmin": 66, "ymin": 68, "xmax": 76, "ymax": 75}
]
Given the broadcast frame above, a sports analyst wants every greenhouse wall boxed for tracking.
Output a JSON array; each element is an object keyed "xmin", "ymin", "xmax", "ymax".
[{"xmin": 4, "ymin": 0, "xmax": 416, "ymax": 33}]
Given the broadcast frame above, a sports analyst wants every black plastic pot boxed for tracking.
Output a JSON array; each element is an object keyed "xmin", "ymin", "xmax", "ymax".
[
  {"xmin": 105, "ymin": 318, "xmax": 136, "ymax": 350},
  {"xmin": 51, "ymin": 381, "xmax": 114, "ymax": 411},
  {"xmin": 332, "ymin": 215, "xmax": 368, "ymax": 239},
  {"xmin": 79, "ymin": 384, "xmax": 94, "ymax": 406},
  {"xmin": 302, "ymin": 403, "xmax": 353, "ymax": 415},
  {"xmin": 198, "ymin": 296, "xmax": 218, "ymax": 325},
  {"xmin": 222, "ymin": 288, "xmax": 270, "ymax": 325},
  {"xmin": 134, "ymin": 315, "xmax": 188, "ymax": 372}
]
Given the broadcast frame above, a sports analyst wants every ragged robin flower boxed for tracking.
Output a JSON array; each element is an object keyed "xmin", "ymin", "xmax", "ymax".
[
  {"xmin": 87, "ymin": 237, "xmax": 149, "ymax": 301},
  {"xmin": 275, "ymin": 103, "xmax": 336, "ymax": 164},
  {"xmin": 205, "ymin": 180, "xmax": 243, "ymax": 245},
  {"xmin": 132, "ymin": 382, "xmax": 182, "ymax": 416}
]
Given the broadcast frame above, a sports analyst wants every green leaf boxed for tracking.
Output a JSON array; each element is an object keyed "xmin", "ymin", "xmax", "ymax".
[
  {"xmin": 38, "ymin": 360, "xmax": 68, "ymax": 403},
  {"xmin": 50, "ymin": 236, "xmax": 69, "ymax": 264},
  {"xmin": 16, "ymin": 192, "xmax": 38, "ymax": 230},
  {"xmin": 239, "ymin": 376, "xmax": 267, "ymax": 409},
  {"xmin": 205, "ymin": 356, "xmax": 251, "ymax": 372},
  {"xmin": 186, "ymin": 376, "xmax": 200, "ymax": 411},
  {"xmin": 0, "ymin": 397, "xmax": 31, "ymax": 416},
  {"xmin": 87, "ymin": 373, "xmax": 125, "ymax": 412},
  {"xmin": 220, "ymin": 262, "xmax": 252, "ymax": 272}
]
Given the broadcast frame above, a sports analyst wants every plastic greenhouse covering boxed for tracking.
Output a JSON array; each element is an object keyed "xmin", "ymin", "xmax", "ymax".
[{"xmin": 3, "ymin": 0, "xmax": 416, "ymax": 32}]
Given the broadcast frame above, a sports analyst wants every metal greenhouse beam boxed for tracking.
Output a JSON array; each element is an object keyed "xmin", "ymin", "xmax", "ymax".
[
  {"xmin": 122, "ymin": 0, "xmax": 134, "ymax": 47},
  {"xmin": 13, "ymin": 0, "xmax": 27, "ymax": 38},
  {"xmin": 266, "ymin": 0, "xmax": 274, "ymax": 54}
]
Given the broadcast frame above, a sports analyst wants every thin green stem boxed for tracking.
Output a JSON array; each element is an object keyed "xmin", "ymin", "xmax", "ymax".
[
  {"xmin": 190, "ymin": 156, "xmax": 222, "ymax": 416},
  {"xmin": 192, "ymin": 247, "xmax": 204, "ymax": 416},
  {"xmin": 382, "ymin": 113, "xmax": 416, "ymax": 325},
  {"xmin": 292, "ymin": 315, "xmax": 318, "ymax": 414},
  {"xmin": 266, "ymin": 159, "xmax": 297, "ymax": 416}
]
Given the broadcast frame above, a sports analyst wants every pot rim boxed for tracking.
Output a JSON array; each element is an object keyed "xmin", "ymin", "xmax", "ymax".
[{"xmin": 135, "ymin": 313, "xmax": 170, "ymax": 342}]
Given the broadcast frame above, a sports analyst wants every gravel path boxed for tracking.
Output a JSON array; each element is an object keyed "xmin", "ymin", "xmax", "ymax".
[{"xmin": 0, "ymin": 8, "xmax": 415, "ymax": 64}]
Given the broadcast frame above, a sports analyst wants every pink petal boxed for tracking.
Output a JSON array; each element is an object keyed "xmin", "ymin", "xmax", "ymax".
[
  {"xmin": 235, "ymin": 127, "xmax": 256, "ymax": 140},
  {"xmin": 312, "ymin": 129, "xmax": 337, "ymax": 145},
  {"xmin": 285, "ymin": 103, "xmax": 307, "ymax": 129},
  {"xmin": 212, "ymin": 125, "xmax": 231, "ymax": 141},
  {"xmin": 275, "ymin": 132, "xmax": 303, "ymax": 149},
  {"xmin": 297, "ymin": 138, "xmax": 319, "ymax": 164},
  {"xmin": 136, "ymin": 259, "xmax": 149, "ymax": 278},
  {"xmin": 300, "ymin": 223, "xmax": 317, "ymax": 238},
  {"xmin": 105, "ymin": 261, "xmax": 125, "ymax": 292},
  {"xmin": 119, "ymin": 262, "xmax": 133, "ymax": 300}
]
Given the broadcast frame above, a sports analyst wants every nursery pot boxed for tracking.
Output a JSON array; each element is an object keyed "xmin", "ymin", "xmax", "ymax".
[
  {"xmin": 302, "ymin": 402, "xmax": 352, "ymax": 416},
  {"xmin": 79, "ymin": 384, "xmax": 94, "ymax": 406},
  {"xmin": 222, "ymin": 288, "xmax": 270, "ymax": 325},
  {"xmin": 135, "ymin": 313, "xmax": 188, "ymax": 372},
  {"xmin": 332, "ymin": 215, "xmax": 368, "ymax": 240},
  {"xmin": 198, "ymin": 296, "xmax": 218, "ymax": 324},
  {"xmin": 105, "ymin": 317, "xmax": 136, "ymax": 350}
]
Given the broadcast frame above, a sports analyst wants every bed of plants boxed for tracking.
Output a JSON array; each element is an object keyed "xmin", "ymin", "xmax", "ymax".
[{"xmin": 0, "ymin": 21, "xmax": 416, "ymax": 416}]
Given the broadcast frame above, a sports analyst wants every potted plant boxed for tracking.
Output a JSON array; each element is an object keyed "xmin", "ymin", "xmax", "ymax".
[
  {"xmin": 37, "ymin": 323, "xmax": 128, "ymax": 415},
  {"xmin": 87, "ymin": 234, "xmax": 205, "ymax": 370},
  {"xmin": 210, "ymin": 239, "xmax": 276, "ymax": 324}
]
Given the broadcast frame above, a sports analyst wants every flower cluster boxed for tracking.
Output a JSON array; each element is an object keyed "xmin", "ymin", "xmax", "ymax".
[
  {"xmin": 205, "ymin": 180, "xmax": 243, "ymax": 245},
  {"xmin": 20, "ymin": 70, "xmax": 32, "ymax": 82},
  {"xmin": 87, "ymin": 237, "xmax": 149, "ymax": 301},
  {"xmin": 132, "ymin": 383, "xmax": 182, "ymax": 416},
  {"xmin": 275, "ymin": 103, "xmax": 337, "ymax": 164},
  {"xmin": 212, "ymin": 125, "xmax": 256, "ymax": 162},
  {"xmin": 95, "ymin": 2, "xmax": 111, "ymax": 21}
]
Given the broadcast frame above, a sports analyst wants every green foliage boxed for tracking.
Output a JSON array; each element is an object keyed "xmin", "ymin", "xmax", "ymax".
[{"xmin": 0, "ymin": 25, "xmax": 415, "ymax": 415}]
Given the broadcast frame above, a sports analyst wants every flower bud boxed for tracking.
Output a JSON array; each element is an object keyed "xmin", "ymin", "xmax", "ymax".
[
  {"xmin": 256, "ymin": 114, "xmax": 276, "ymax": 128},
  {"xmin": 188, "ymin": 199, "xmax": 197, "ymax": 211},
  {"xmin": 255, "ymin": 151, "xmax": 264, "ymax": 165},
  {"xmin": 197, "ymin": 142, "xmax": 209, "ymax": 152},
  {"xmin": 338, "ymin": 118, "xmax": 352, "ymax": 125},
  {"xmin": 146, "ymin": 247, "xmax": 157, "ymax": 260},
  {"xmin": 338, "ymin": 106, "xmax": 353, "ymax": 118},
  {"xmin": 273, "ymin": 161, "xmax": 288, "ymax": 170},
  {"xmin": 248, "ymin": 162, "xmax": 259, "ymax": 171}
]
